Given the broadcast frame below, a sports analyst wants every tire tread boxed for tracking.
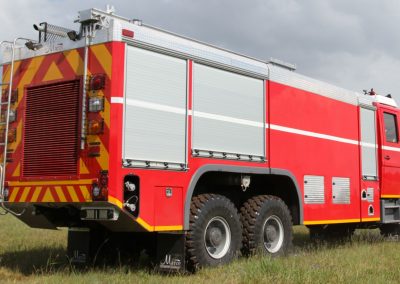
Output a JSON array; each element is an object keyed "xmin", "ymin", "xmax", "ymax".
[
  {"xmin": 240, "ymin": 195, "xmax": 293, "ymax": 256},
  {"xmin": 186, "ymin": 194, "xmax": 242, "ymax": 270}
]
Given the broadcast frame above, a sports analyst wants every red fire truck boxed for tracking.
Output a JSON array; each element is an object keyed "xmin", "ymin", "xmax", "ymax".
[{"xmin": 1, "ymin": 7, "xmax": 399, "ymax": 271}]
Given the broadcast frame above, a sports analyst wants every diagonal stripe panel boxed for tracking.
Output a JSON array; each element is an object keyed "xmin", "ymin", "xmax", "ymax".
[
  {"xmin": 68, "ymin": 186, "xmax": 80, "ymax": 202},
  {"xmin": 31, "ymin": 187, "xmax": 42, "ymax": 202},
  {"xmin": 19, "ymin": 187, "xmax": 30, "ymax": 202},
  {"xmin": 8, "ymin": 187, "xmax": 20, "ymax": 201},
  {"xmin": 55, "ymin": 186, "xmax": 66, "ymax": 202},
  {"xmin": 6, "ymin": 44, "xmax": 111, "ymax": 203},
  {"xmin": 61, "ymin": 186, "xmax": 72, "ymax": 202},
  {"xmin": 90, "ymin": 45, "xmax": 112, "ymax": 79},
  {"xmin": 64, "ymin": 50, "xmax": 84, "ymax": 75}
]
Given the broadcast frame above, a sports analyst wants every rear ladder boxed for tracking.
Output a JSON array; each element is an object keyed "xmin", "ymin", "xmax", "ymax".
[
  {"xmin": 0, "ymin": 38, "xmax": 35, "ymax": 201},
  {"xmin": 0, "ymin": 40, "xmax": 16, "ymax": 201}
]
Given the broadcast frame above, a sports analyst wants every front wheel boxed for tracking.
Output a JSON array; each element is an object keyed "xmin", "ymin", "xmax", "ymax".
[
  {"xmin": 308, "ymin": 224, "xmax": 355, "ymax": 242},
  {"xmin": 240, "ymin": 195, "xmax": 293, "ymax": 256},
  {"xmin": 380, "ymin": 223, "xmax": 400, "ymax": 237},
  {"xmin": 186, "ymin": 194, "xmax": 242, "ymax": 271}
]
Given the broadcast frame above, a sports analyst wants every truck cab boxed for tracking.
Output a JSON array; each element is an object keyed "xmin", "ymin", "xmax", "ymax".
[{"xmin": 375, "ymin": 96, "xmax": 400, "ymax": 224}]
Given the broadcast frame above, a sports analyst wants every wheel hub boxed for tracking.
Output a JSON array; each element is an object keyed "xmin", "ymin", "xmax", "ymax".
[
  {"xmin": 262, "ymin": 215, "xmax": 284, "ymax": 253},
  {"xmin": 265, "ymin": 224, "xmax": 278, "ymax": 241},
  {"xmin": 207, "ymin": 227, "xmax": 223, "ymax": 246},
  {"xmin": 204, "ymin": 216, "xmax": 231, "ymax": 259}
]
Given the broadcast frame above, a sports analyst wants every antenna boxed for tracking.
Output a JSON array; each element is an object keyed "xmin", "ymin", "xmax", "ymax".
[{"xmin": 106, "ymin": 4, "xmax": 115, "ymax": 14}]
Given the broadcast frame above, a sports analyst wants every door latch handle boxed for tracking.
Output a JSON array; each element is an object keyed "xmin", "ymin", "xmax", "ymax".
[{"xmin": 385, "ymin": 155, "xmax": 391, "ymax": 160}]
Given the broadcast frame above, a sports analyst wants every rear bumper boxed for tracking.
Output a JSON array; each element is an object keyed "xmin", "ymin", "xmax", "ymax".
[{"xmin": 1, "ymin": 201, "xmax": 146, "ymax": 232}]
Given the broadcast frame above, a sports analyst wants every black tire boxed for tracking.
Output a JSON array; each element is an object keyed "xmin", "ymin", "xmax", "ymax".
[
  {"xmin": 308, "ymin": 224, "xmax": 355, "ymax": 242},
  {"xmin": 380, "ymin": 224, "xmax": 400, "ymax": 237},
  {"xmin": 186, "ymin": 194, "xmax": 242, "ymax": 271},
  {"xmin": 240, "ymin": 195, "xmax": 293, "ymax": 257}
]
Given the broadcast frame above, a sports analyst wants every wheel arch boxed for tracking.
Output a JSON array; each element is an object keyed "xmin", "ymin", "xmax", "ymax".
[{"xmin": 184, "ymin": 165, "xmax": 303, "ymax": 230}]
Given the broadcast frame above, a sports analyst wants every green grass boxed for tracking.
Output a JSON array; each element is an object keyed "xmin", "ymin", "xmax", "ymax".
[{"xmin": 1, "ymin": 214, "xmax": 400, "ymax": 283}]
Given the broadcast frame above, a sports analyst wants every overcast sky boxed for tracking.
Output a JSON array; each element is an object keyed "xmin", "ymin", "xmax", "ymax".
[{"xmin": 1, "ymin": 0, "xmax": 400, "ymax": 100}]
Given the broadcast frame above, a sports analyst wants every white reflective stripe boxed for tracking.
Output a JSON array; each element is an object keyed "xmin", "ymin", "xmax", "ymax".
[
  {"xmin": 360, "ymin": 142, "xmax": 377, "ymax": 148},
  {"xmin": 111, "ymin": 97, "xmax": 124, "ymax": 104},
  {"xmin": 123, "ymin": 98, "xmax": 263, "ymax": 127},
  {"xmin": 269, "ymin": 124, "xmax": 359, "ymax": 145},
  {"xmin": 193, "ymin": 111, "xmax": 264, "ymax": 128},
  {"xmin": 382, "ymin": 145, "xmax": 400, "ymax": 152},
  {"xmin": 125, "ymin": 98, "xmax": 186, "ymax": 115},
  {"xmin": 117, "ymin": 98, "xmax": 379, "ymax": 147}
]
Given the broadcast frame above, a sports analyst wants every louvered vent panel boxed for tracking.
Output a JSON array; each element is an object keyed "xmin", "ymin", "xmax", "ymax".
[
  {"xmin": 23, "ymin": 80, "xmax": 80, "ymax": 177},
  {"xmin": 304, "ymin": 175, "xmax": 325, "ymax": 204},
  {"xmin": 332, "ymin": 177, "xmax": 351, "ymax": 204}
]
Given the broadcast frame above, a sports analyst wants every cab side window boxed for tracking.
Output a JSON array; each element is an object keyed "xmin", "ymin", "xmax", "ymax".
[{"xmin": 384, "ymin": 112, "xmax": 398, "ymax": 143}]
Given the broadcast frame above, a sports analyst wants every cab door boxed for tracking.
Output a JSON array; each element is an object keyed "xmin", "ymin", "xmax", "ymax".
[{"xmin": 379, "ymin": 107, "xmax": 400, "ymax": 198}]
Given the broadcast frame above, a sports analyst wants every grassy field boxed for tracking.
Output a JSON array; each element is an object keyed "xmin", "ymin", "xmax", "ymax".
[{"xmin": 0, "ymin": 214, "xmax": 400, "ymax": 284}]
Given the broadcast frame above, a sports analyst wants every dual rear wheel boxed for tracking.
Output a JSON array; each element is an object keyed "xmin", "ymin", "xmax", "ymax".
[
  {"xmin": 240, "ymin": 195, "xmax": 293, "ymax": 256},
  {"xmin": 186, "ymin": 194, "xmax": 293, "ymax": 270}
]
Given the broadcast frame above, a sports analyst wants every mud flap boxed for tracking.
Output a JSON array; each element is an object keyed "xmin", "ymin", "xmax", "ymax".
[
  {"xmin": 156, "ymin": 232, "xmax": 186, "ymax": 272},
  {"xmin": 67, "ymin": 227, "xmax": 91, "ymax": 265}
]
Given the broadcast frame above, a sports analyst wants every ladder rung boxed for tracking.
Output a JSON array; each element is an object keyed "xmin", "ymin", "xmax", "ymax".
[
  {"xmin": 0, "ymin": 83, "xmax": 9, "ymax": 86},
  {"xmin": 0, "ymin": 122, "xmax": 6, "ymax": 126},
  {"xmin": 0, "ymin": 143, "xmax": 4, "ymax": 146},
  {"xmin": 0, "ymin": 102, "xmax": 9, "ymax": 105}
]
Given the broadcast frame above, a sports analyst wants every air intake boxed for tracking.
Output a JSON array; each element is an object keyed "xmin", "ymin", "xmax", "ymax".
[{"xmin": 23, "ymin": 80, "xmax": 81, "ymax": 178}]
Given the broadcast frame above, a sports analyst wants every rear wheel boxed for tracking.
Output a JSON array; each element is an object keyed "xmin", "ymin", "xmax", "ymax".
[
  {"xmin": 240, "ymin": 195, "xmax": 293, "ymax": 256},
  {"xmin": 186, "ymin": 194, "xmax": 242, "ymax": 271}
]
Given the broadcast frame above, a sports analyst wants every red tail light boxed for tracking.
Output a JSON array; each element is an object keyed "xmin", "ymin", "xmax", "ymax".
[
  {"xmin": 122, "ymin": 29, "xmax": 134, "ymax": 38},
  {"xmin": 99, "ymin": 170, "xmax": 108, "ymax": 187},
  {"xmin": 89, "ymin": 74, "xmax": 106, "ymax": 91}
]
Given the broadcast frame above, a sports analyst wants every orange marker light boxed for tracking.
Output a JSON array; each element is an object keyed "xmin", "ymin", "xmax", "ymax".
[{"xmin": 88, "ymin": 119, "xmax": 104, "ymax": 135}]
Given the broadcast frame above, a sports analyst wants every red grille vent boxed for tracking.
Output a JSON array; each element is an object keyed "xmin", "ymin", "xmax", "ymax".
[{"xmin": 23, "ymin": 80, "xmax": 81, "ymax": 178}]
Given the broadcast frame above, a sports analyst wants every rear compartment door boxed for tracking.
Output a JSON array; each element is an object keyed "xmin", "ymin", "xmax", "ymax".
[{"xmin": 123, "ymin": 46, "xmax": 187, "ymax": 168}]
